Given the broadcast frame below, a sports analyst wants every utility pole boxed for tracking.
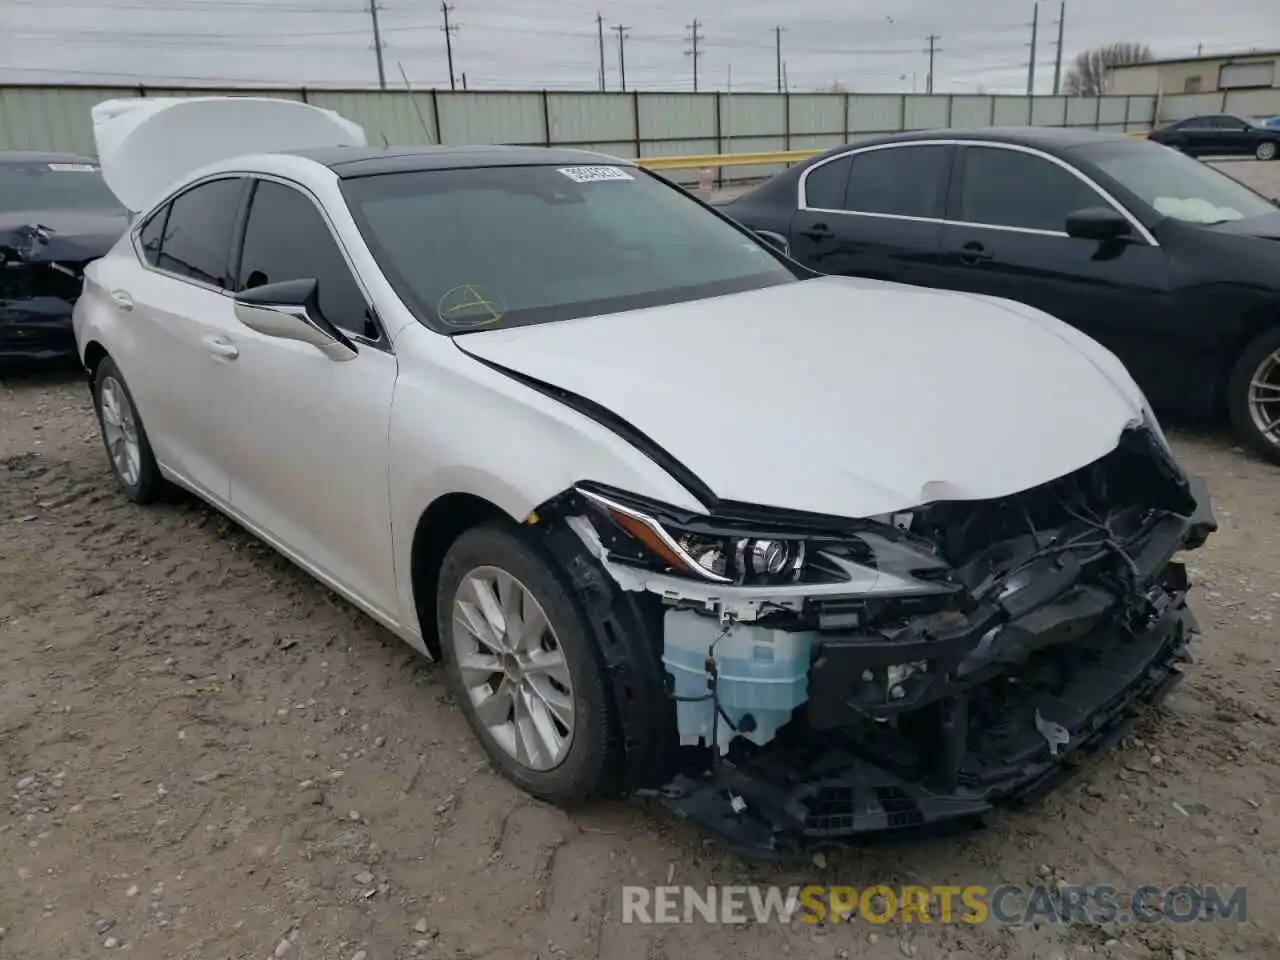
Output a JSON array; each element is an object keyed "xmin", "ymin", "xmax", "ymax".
[
  {"xmin": 1026, "ymin": 1, "xmax": 1040, "ymax": 96},
  {"xmin": 924, "ymin": 34, "xmax": 941, "ymax": 93},
  {"xmin": 684, "ymin": 19, "xmax": 704, "ymax": 92},
  {"xmin": 773, "ymin": 26, "xmax": 785, "ymax": 93},
  {"xmin": 440, "ymin": 1, "xmax": 458, "ymax": 91},
  {"xmin": 595, "ymin": 13, "xmax": 606, "ymax": 92},
  {"xmin": 1051, "ymin": 1, "xmax": 1066, "ymax": 94},
  {"xmin": 612, "ymin": 24, "xmax": 629, "ymax": 92},
  {"xmin": 368, "ymin": 0, "xmax": 386, "ymax": 90}
]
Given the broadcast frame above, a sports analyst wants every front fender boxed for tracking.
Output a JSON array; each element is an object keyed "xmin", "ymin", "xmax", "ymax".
[{"xmin": 387, "ymin": 325, "xmax": 709, "ymax": 635}]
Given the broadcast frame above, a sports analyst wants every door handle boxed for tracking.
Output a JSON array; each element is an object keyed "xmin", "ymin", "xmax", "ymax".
[
  {"xmin": 201, "ymin": 334, "xmax": 239, "ymax": 360},
  {"xmin": 800, "ymin": 223, "xmax": 834, "ymax": 241},
  {"xmin": 109, "ymin": 289, "xmax": 134, "ymax": 312},
  {"xmin": 958, "ymin": 241, "xmax": 994, "ymax": 265}
]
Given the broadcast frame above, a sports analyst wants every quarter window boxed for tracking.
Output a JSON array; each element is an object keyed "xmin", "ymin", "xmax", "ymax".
[
  {"xmin": 237, "ymin": 180, "xmax": 376, "ymax": 340},
  {"xmin": 956, "ymin": 147, "xmax": 1106, "ymax": 233},
  {"xmin": 802, "ymin": 155, "xmax": 853, "ymax": 209},
  {"xmin": 843, "ymin": 145, "xmax": 951, "ymax": 219},
  {"xmin": 137, "ymin": 205, "xmax": 169, "ymax": 268},
  {"xmin": 155, "ymin": 178, "xmax": 246, "ymax": 288}
]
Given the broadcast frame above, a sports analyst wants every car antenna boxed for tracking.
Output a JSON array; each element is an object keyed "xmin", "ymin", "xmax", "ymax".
[{"xmin": 397, "ymin": 61, "xmax": 435, "ymax": 145}]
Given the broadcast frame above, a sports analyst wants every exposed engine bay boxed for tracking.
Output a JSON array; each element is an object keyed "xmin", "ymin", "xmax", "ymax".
[
  {"xmin": 1, "ymin": 219, "xmax": 109, "ymax": 361},
  {"xmin": 535, "ymin": 425, "xmax": 1216, "ymax": 856}
]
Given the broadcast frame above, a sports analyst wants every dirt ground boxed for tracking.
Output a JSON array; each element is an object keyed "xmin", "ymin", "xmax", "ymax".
[{"xmin": 2, "ymin": 369, "xmax": 1279, "ymax": 960}]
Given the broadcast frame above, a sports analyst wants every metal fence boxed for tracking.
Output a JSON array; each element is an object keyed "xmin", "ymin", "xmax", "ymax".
[{"xmin": 2, "ymin": 83, "xmax": 1278, "ymax": 183}]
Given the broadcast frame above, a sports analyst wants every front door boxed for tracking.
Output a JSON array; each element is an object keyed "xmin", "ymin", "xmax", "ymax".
[
  {"xmin": 788, "ymin": 143, "xmax": 953, "ymax": 288},
  {"xmin": 933, "ymin": 144, "xmax": 1177, "ymax": 406},
  {"xmin": 225, "ymin": 178, "xmax": 400, "ymax": 622}
]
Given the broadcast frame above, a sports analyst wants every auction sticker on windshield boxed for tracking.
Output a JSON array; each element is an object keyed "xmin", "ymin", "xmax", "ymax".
[{"xmin": 557, "ymin": 165, "xmax": 634, "ymax": 183}]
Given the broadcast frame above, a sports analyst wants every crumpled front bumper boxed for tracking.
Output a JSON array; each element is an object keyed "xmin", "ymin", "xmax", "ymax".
[
  {"xmin": 650, "ymin": 476, "xmax": 1217, "ymax": 858},
  {"xmin": 0, "ymin": 296, "xmax": 77, "ymax": 361}
]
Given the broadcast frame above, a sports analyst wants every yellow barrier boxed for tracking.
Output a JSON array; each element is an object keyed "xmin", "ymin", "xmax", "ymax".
[
  {"xmin": 636, "ymin": 133, "xmax": 1152, "ymax": 171},
  {"xmin": 637, "ymin": 149, "xmax": 821, "ymax": 171}
]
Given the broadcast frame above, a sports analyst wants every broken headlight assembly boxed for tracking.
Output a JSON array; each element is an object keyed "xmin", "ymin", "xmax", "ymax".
[{"xmin": 574, "ymin": 484, "xmax": 955, "ymax": 594}]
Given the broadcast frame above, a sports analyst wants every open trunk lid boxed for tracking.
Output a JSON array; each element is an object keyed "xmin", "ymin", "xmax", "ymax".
[{"xmin": 91, "ymin": 96, "xmax": 367, "ymax": 213}]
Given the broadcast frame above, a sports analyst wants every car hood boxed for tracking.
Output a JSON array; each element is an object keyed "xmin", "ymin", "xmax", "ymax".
[
  {"xmin": 1205, "ymin": 210, "xmax": 1280, "ymax": 241},
  {"xmin": 0, "ymin": 208, "xmax": 128, "ymax": 263},
  {"xmin": 456, "ymin": 275, "xmax": 1146, "ymax": 518}
]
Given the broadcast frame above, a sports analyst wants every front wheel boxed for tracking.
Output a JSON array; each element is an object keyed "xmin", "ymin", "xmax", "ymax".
[
  {"xmin": 1227, "ymin": 327, "xmax": 1280, "ymax": 465},
  {"xmin": 93, "ymin": 357, "xmax": 166, "ymax": 503},
  {"xmin": 436, "ymin": 522, "xmax": 620, "ymax": 805},
  {"xmin": 1256, "ymin": 140, "xmax": 1278, "ymax": 162}
]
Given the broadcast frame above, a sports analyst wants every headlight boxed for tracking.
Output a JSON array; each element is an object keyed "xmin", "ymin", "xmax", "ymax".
[{"xmin": 575, "ymin": 484, "xmax": 952, "ymax": 591}]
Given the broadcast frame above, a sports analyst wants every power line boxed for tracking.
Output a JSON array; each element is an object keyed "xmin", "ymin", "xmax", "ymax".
[
  {"xmin": 612, "ymin": 23, "xmax": 629, "ymax": 92},
  {"xmin": 772, "ymin": 26, "xmax": 785, "ymax": 93},
  {"xmin": 595, "ymin": 12, "xmax": 606, "ymax": 92},
  {"xmin": 1026, "ymin": 1, "xmax": 1039, "ymax": 96},
  {"xmin": 368, "ymin": 0, "xmax": 386, "ymax": 90},
  {"xmin": 440, "ymin": 2, "xmax": 459, "ymax": 91},
  {"xmin": 684, "ymin": 19, "xmax": 704, "ymax": 93},
  {"xmin": 1052, "ymin": 1, "xmax": 1067, "ymax": 95},
  {"xmin": 924, "ymin": 34, "xmax": 942, "ymax": 93}
]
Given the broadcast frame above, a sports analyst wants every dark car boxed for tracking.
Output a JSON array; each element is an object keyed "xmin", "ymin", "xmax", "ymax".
[
  {"xmin": 1147, "ymin": 114, "xmax": 1279, "ymax": 161},
  {"xmin": 720, "ymin": 128, "xmax": 1280, "ymax": 464},
  {"xmin": 0, "ymin": 152, "xmax": 128, "ymax": 363}
]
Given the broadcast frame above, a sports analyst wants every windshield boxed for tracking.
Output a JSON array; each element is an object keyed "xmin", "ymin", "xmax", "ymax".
[
  {"xmin": 1074, "ymin": 140, "xmax": 1276, "ymax": 224},
  {"xmin": 0, "ymin": 161, "xmax": 123, "ymax": 215},
  {"xmin": 341, "ymin": 163, "xmax": 796, "ymax": 332}
]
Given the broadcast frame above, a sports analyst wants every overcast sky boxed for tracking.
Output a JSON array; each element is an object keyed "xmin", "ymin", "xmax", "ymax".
[{"xmin": 0, "ymin": 0, "xmax": 1276, "ymax": 94}]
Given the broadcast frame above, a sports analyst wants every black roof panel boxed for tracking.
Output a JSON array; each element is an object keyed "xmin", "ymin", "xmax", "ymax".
[{"xmin": 287, "ymin": 144, "xmax": 628, "ymax": 178}]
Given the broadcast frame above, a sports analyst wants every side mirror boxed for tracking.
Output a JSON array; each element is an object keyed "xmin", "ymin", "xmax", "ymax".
[
  {"xmin": 1065, "ymin": 206, "xmax": 1132, "ymax": 242},
  {"xmin": 233, "ymin": 278, "xmax": 357, "ymax": 362},
  {"xmin": 754, "ymin": 229, "xmax": 790, "ymax": 256}
]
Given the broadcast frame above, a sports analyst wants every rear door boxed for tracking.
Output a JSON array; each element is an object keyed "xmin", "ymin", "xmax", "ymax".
[
  {"xmin": 933, "ymin": 144, "xmax": 1176, "ymax": 398},
  {"xmin": 788, "ymin": 143, "xmax": 954, "ymax": 287},
  {"xmin": 118, "ymin": 176, "xmax": 249, "ymax": 502}
]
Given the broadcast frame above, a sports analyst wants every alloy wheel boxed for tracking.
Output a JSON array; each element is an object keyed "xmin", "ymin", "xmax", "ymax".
[
  {"xmin": 99, "ymin": 376, "xmax": 142, "ymax": 488},
  {"xmin": 1257, "ymin": 141, "xmax": 1278, "ymax": 162},
  {"xmin": 1247, "ymin": 348, "xmax": 1280, "ymax": 449},
  {"xmin": 450, "ymin": 565, "xmax": 575, "ymax": 771}
]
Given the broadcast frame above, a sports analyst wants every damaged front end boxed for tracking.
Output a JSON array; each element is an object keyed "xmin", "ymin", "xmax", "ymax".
[
  {"xmin": 539, "ymin": 426, "xmax": 1216, "ymax": 856},
  {"xmin": 1, "ymin": 221, "xmax": 97, "ymax": 361}
]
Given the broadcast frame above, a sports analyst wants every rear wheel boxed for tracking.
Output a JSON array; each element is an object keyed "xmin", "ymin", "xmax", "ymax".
[
  {"xmin": 1256, "ymin": 140, "xmax": 1278, "ymax": 162},
  {"xmin": 436, "ymin": 522, "xmax": 619, "ymax": 805},
  {"xmin": 1227, "ymin": 327, "xmax": 1280, "ymax": 465},
  {"xmin": 93, "ymin": 357, "xmax": 165, "ymax": 503}
]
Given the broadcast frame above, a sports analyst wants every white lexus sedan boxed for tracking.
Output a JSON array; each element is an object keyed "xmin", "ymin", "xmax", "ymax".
[{"xmin": 76, "ymin": 97, "xmax": 1215, "ymax": 855}]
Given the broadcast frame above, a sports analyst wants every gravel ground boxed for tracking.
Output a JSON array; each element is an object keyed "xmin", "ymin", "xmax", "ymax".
[{"xmin": 2, "ymin": 370, "xmax": 1279, "ymax": 960}]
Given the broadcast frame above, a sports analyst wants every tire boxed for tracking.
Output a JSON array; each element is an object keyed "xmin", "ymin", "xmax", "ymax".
[
  {"xmin": 92, "ymin": 356, "xmax": 166, "ymax": 503},
  {"xmin": 1227, "ymin": 326, "xmax": 1280, "ymax": 466},
  {"xmin": 1256, "ymin": 140, "xmax": 1278, "ymax": 162},
  {"xmin": 436, "ymin": 521, "xmax": 619, "ymax": 805}
]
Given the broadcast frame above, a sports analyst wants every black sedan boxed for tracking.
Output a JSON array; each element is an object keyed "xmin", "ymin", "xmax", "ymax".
[
  {"xmin": 1, "ymin": 152, "xmax": 128, "ymax": 363},
  {"xmin": 1147, "ymin": 114, "xmax": 1279, "ymax": 161},
  {"xmin": 720, "ymin": 127, "xmax": 1280, "ymax": 463}
]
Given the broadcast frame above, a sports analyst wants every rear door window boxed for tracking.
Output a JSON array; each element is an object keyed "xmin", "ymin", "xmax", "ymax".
[
  {"xmin": 843, "ymin": 145, "xmax": 951, "ymax": 219},
  {"xmin": 154, "ymin": 178, "xmax": 247, "ymax": 289},
  {"xmin": 801, "ymin": 155, "xmax": 853, "ymax": 209}
]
